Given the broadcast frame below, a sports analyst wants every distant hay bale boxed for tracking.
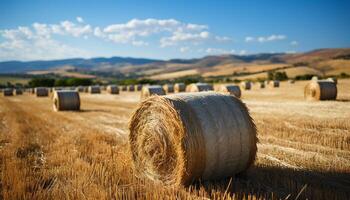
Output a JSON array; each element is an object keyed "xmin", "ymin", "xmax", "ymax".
[
  {"xmin": 327, "ymin": 77, "xmax": 337, "ymax": 85},
  {"xmin": 163, "ymin": 84, "xmax": 174, "ymax": 93},
  {"xmin": 304, "ymin": 80, "xmax": 337, "ymax": 101},
  {"xmin": 53, "ymin": 91, "xmax": 80, "ymax": 111},
  {"xmin": 35, "ymin": 87, "xmax": 49, "ymax": 97},
  {"xmin": 240, "ymin": 81, "xmax": 252, "ymax": 90},
  {"xmin": 3, "ymin": 88, "xmax": 13, "ymax": 96},
  {"xmin": 257, "ymin": 82, "xmax": 265, "ymax": 89},
  {"xmin": 88, "ymin": 86, "xmax": 101, "ymax": 94},
  {"xmin": 129, "ymin": 92, "xmax": 257, "ymax": 185},
  {"xmin": 174, "ymin": 83, "xmax": 186, "ymax": 93},
  {"xmin": 76, "ymin": 86, "xmax": 85, "ymax": 92},
  {"xmin": 107, "ymin": 85, "xmax": 119, "ymax": 94},
  {"xmin": 311, "ymin": 76, "xmax": 319, "ymax": 81},
  {"xmin": 268, "ymin": 80, "xmax": 280, "ymax": 88},
  {"xmin": 217, "ymin": 85, "xmax": 241, "ymax": 98},
  {"xmin": 128, "ymin": 85, "xmax": 135, "ymax": 92},
  {"xmin": 186, "ymin": 83, "xmax": 213, "ymax": 92},
  {"xmin": 101, "ymin": 85, "xmax": 107, "ymax": 91},
  {"xmin": 121, "ymin": 85, "xmax": 127, "ymax": 91},
  {"xmin": 288, "ymin": 79, "xmax": 295, "ymax": 84},
  {"xmin": 136, "ymin": 84, "xmax": 143, "ymax": 91},
  {"xmin": 141, "ymin": 85, "xmax": 166, "ymax": 99},
  {"xmin": 15, "ymin": 88, "xmax": 23, "ymax": 95}
]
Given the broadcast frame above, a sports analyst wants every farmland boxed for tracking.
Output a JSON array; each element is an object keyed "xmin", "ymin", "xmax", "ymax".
[{"xmin": 0, "ymin": 80, "xmax": 349, "ymax": 199}]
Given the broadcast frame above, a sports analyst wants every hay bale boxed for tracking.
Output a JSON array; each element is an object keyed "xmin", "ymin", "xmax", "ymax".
[
  {"xmin": 311, "ymin": 76, "xmax": 319, "ymax": 81},
  {"xmin": 288, "ymin": 80, "xmax": 295, "ymax": 84},
  {"xmin": 141, "ymin": 85, "xmax": 166, "ymax": 99},
  {"xmin": 121, "ymin": 85, "xmax": 127, "ymax": 91},
  {"xmin": 217, "ymin": 85, "xmax": 241, "ymax": 98},
  {"xmin": 240, "ymin": 81, "xmax": 252, "ymax": 90},
  {"xmin": 186, "ymin": 83, "xmax": 213, "ymax": 92},
  {"xmin": 128, "ymin": 85, "xmax": 135, "ymax": 92},
  {"xmin": 129, "ymin": 92, "xmax": 257, "ymax": 185},
  {"xmin": 76, "ymin": 86, "xmax": 85, "ymax": 92},
  {"xmin": 136, "ymin": 84, "xmax": 143, "ymax": 91},
  {"xmin": 304, "ymin": 80, "xmax": 337, "ymax": 101},
  {"xmin": 268, "ymin": 80, "xmax": 280, "ymax": 88},
  {"xmin": 3, "ymin": 88, "xmax": 13, "ymax": 96},
  {"xmin": 327, "ymin": 77, "xmax": 337, "ymax": 85},
  {"xmin": 88, "ymin": 86, "xmax": 101, "ymax": 94},
  {"xmin": 107, "ymin": 85, "xmax": 119, "ymax": 94},
  {"xmin": 256, "ymin": 82, "xmax": 265, "ymax": 89},
  {"xmin": 163, "ymin": 84, "xmax": 174, "ymax": 93},
  {"xmin": 15, "ymin": 88, "xmax": 23, "ymax": 95},
  {"xmin": 53, "ymin": 91, "xmax": 80, "ymax": 111},
  {"xmin": 35, "ymin": 87, "xmax": 49, "ymax": 97},
  {"xmin": 174, "ymin": 83, "xmax": 186, "ymax": 93}
]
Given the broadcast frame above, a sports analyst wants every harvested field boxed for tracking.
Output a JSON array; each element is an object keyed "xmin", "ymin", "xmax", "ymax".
[{"xmin": 0, "ymin": 80, "xmax": 349, "ymax": 199}]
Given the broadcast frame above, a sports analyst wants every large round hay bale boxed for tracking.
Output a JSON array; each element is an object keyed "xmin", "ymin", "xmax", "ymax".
[
  {"xmin": 163, "ymin": 84, "xmax": 174, "ymax": 93},
  {"xmin": 107, "ymin": 85, "xmax": 119, "ymax": 94},
  {"xmin": 240, "ymin": 81, "xmax": 252, "ymax": 90},
  {"xmin": 128, "ymin": 85, "xmax": 135, "ymax": 92},
  {"xmin": 129, "ymin": 92, "xmax": 257, "ymax": 185},
  {"xmin": 174, "ymin": 83, "xmax": 186, "ymax": 93},
  {"xmin": 327, "ymin": 77, "xmax": 337, "ymax": 85},
  {"xmin": 186, "ymin": 83, "xmax": 213, "ymax": 92},
  {"xmin": 136, "ymin": 84, "xmax": 143, "ymax": 91},
  {"xmin": 88, "ymin": 86, "xmax": 101, "ymax": 94},
  {"xmin": 3, "ymin": 88, "xmax": 13, "ymax": 96},
  {"xmin": 35, "ymin": 87, "xmax": 49, "ymax": 97},
  {"xmin": 217, "ymin": 85, "xmax": 241, "ymax": 98},
  {"xmin": 141, "ymin": 85, "xmax": 166, "ymax": 99},
  {"xmin": 15, "ymin": 88, "xmax": 23, "ymax": 95},
  {"xmin": 53, "ymin": 91, "xmax": 80, "ymax": 111},
  {"xmin": 304, "ymin": 80, "xmax": 337, "ymax": 101},
  {"xmin": 268, "ymin": 80, "xmax": 280, "ymax": 88}
]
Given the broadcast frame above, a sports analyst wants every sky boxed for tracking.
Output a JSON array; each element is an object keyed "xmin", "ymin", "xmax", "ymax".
[{"xmin": 0, "ymin": 0, "xmax": 349, "ymax": 61}]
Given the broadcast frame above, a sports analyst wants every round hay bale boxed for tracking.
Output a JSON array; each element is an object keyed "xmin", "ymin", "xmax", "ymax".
[
  {"xmin": 136, "ymin": 84, "xmax": 143, "ymax": 91},
  {"xmin": 107, "ymin": 85, "xmax": 120, "ymax": 94},
  {"xmin": 174, "ymin": 83, "xmax": 186, "ymax": 93},
  {"xmin": 35, "ymin": 87, "xmax": 49, "ymax": 97},
  {"xmin": 256, "ymin": 82, "xmax": 265, "ymax": 89},
  {"xmin": 15, "ymin": 88, "xmax": 23, "ymax": 95},
  {"xmin": 268, "ymin": 80, "xmax": 280, "ymax": 88},
  {"xmin": 121, "ymin": 85, "xmax": 127, "ymax": 91},
  {"xmin": 327, "ymin": 77, "xmax": 337, "ymax": 85},
  {"xmin": 240, "ymin": 81, "xmax": 252, "ymax": 90},
  {"xmin": 88, "ymin": 86, "xmax": 101, "ymax": 94},
  {"xmin": 53, "ymin": 91, "xmax": 80, "ymax": 111},
  {"xmin": 101, "ymin": 85, "xmax": 107, "ymax": 91},
  {"xmin": 129, "ymin": 92, "xmax": 257, "ymax": 185},
  {"xmin": 311, "ymin": 76, "xmax": 318, "ymax": 81},
  {"xmin": 304, "ymin": 80, "xmax": 337, "ymax": 101},
  {"xmin": 141, "ymin": 85, "xmax": 166, "ymax": 99},
  {"xmin": 3, "ymin": 88, "xmax": 14, "ymax": 96},
  {"xmin": 76, "ymin": 86, "xmax": 85, "ymax": 92},
  {"xmin": 128, "ymin": 85, "xmax": 135, "ymax": 92},
  {"xmin": 217, "ymin": 85, "xmax": 241, "ymax": 98},
  {"xmin": 163, "ymin": 84, "xmax": 174, "ymax": 93},
  {"xmin": 288, "ymin": 79, "xmax": 295, "ymax": 84},
  {"xmin": 186, "ymin": 83, "xmax": 213, "ymax": 92}
]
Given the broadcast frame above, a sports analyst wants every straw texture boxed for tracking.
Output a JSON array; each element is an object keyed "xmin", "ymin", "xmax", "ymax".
[
  {"xmin": 35, "ymin": 87, "xmax": 49, "ymax": 97},
  {"xmin": 186, "ymin": 83, "xmax": 213, "ymax": 92},
  {"xmin": 217, "ymin": 85, "xmax": 241, "ymax": 98},
  {"xmin": 107, "ymin": 85, "xmax": 120, "ymax": 94},
  {"xmin": 141, "ymin": 85, "xmax": 166, "ymax": 99},
  {"xmin": 53, "ymin": 91, "xmax": 80, "ymax": 111},
  {"xmin": 163, "ymin": 84, "xmax": 174, "ymax": 93},
  {"xmin": 3, "ymin": 88, "xmax": 14, "ymax": 96},
  {"xmin": 304, "ymin": 80, "xmax": 337, "ymax": 101},
  {"xmin": 129, "ymin": 92, "xmax": 257, "ymax": 186},
  {"xmin": 174, "ymin": 83, "xmax": 186, "ymax": 93},
  {"xmin": 240, "ymin": 81, "xmax": 252, "ymax": 90},
  {"xmin": 88, "ymin": 86, "xmax": 101, "ymax": 94}
]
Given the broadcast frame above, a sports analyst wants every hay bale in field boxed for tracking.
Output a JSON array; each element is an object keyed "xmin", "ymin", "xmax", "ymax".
[
  {"xmin": 174, "ymin": 83, "xmax": 186, "ymax": 93},
  {"xmin": 186, "ymin": 83, "xmax": 213, "ymax": 92},
  {"xmin": 35, "ymin": 87, "xmax": 49, "ymax": 97},
  {"xmin": 217, "ymin": 85, "xmax": 241, "ymax": 98},
  {"xmin": 288, "ymin": 79, "xmax": 295, "ymax": 84},
  {"xmin": 101, "ymin": 85, "xmax": 107, "ymax": 91},
  {"xmin": 240, "ymin": 81, "xmax": 252, "ymax": 90},
  {"xmin": 15, "ymin": 88, "xmax": 23, "ymax": 95},
  {"xmin": 327, "ymin": 77, "xmax": 337, "ymax": 85},
  {"xmin": 75, "ymin": 86, "xmax": 85, "ymax": 92},
  {"xmin": 311, "ymin": 76, "xmax": 319, "ymax": 81},
  {"xmin": 53, "ymin": 91, "xmax": 80, "ymax": 111},
  {"xmin": 256, "ymin": 82, "xmax": 265, "ymax": 89},
  {"xmin": 163, "ymin": 84, "xmax": 174, "ymax": 93},
  {"xmin": 128, "ymin": 85, "xmax": 135, "ymax": 92},
  {"xmin": 268, "ymin": 80, "xmax": 280, "ymax": 88},
  {"xmin": 3, "ymin": 88, "xmax": 14, "ymax": 96},
  {"xmin": 136, "ymin": 84, "xmax": 143, "ymax": 91},
  {"xmin": 141, "ymin": 85, "xmax": 166, "ymax": 99},
  {"xmin": 88, "ymin": 86, "xmax": 101, "ymax": 94},
  {"xmin": 304, "ymin": 80, "xmax": 337, "ymax": 101},
  {"xmin": 121, "ymin": 85, "xmax": 127, "ymax": 91},
  {"xmin": 129, "ymin": 92, "xmax": 257, "ymax": 185},
  {"xmin": 107, "ymin": 85, "xmax": 119, "ymax": 94}
]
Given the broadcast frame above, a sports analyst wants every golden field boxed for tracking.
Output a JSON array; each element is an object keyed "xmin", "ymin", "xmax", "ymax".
[{"xmin": 0, "ymin": 80, "xmax": 349, "ymax": 199}]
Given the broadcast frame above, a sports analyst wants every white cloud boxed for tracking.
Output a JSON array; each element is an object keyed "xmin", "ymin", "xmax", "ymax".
[
  {"xmin": 205, "ymin": 48, "xmax": 235, "ymax": 55},
  {"xmin": 180, "ymin": 46, "xmax": 190, "ymax": 53},
  {"xmin": 245, "ymin": 36, "xmax": 254, "ymax": 42},
  {"xmin": 76, "ymin": 16, "xmax": 84, "ymax": 23},
  {"xmin": 245, "ymin": 34, "xmax": 286, "ymax": 43},
  {"xmin": 60, "ymin": 20, "xmax": 92, "ymax": 37},
  {"xmin": 290, "ymin": 41, "xmax": 298, "ymax": 46}
]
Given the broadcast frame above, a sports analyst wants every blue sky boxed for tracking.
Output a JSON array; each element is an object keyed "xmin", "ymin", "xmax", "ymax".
[{"xmin": 0, "ymin": 0, "xmax": 349, "ymax": 61}]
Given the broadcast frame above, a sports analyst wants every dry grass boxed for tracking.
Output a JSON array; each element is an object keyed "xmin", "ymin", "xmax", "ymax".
[{"xmin": 0, "ymin": 81, "xmax": 350, "ymax": 199}]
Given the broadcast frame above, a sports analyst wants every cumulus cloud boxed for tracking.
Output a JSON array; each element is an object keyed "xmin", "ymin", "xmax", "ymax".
[
  {"xmin": 245, "ymin": 35, "xmax": 286, "ymax": 43},
  {"xmin": 290, "ymin": 41, "xmax": 298, "ymax": 46},
  {"xmin": 76, "ymin": 16, "xmax": 84, "ymax": 23},
  {"xmin": 180, "ymin": 46, "xmax": 190, "ymax": 53}
]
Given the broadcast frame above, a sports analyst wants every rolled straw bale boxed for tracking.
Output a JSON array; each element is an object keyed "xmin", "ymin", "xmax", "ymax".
[
  {"xmin": 327, "ymin": 77, "xmax": 337, "ymax": 85},
  {"xmin": 101, "ymin": 85, "xmax": 107, "ymax": 91},
  {"xmin": 311, "ymin": 76, "xmax": 318, "ymax": 81},
  {"xmin": 53, "ymin": 91, "xmax": 80, "ymax": 111},
  {"xmin": 240, "ymin": 81, "xmax": 252, "ymax": 90},
  {"xmin": 257, "ymin": 82, "xmax": 265, "ymax": 89},
  {"xmin": 186, "ymin": 83, "xmax": 213, "ymax": 92},
  {"xmin": 217, "ymin": 85, "xmax": 241, "ymax": 98},
  {"xmin": 163, "ymin": 84, "xmax": 174, "ymax": 93},
  {"xmin": 35, "ymin": 87, "xmax": 49, "ymax": 97},
  {"xmin": 174, "ymin": 83, "xmax": 186, "ymax": 93},
  {"xmin": 3, "ymin": 88, "xmax": 13, "ymax": 96},
  {"xmin": 76, "ymin": 86, "xmax": 85, "ymax": 92},
  {"xmin": 141, "ymin": 85, "xmax": 166, "ymax": 99},
  {"xmin": 15, "ymin": 88, "xmax": 23, "ymax": 95},
  {"xmin": 128, "ymin": 85, "xmax": 135, "ymax": 92},
  {"xmin": 88, "ymin": 86, "xmax": 101, "ymax": 94},
  {"xmin": 136, "ymin": 84, "xmax": 143, "ymax": 91},
  {"xmin": 129, "ymin": 92, "xmax": 257, "ymax": 185},
  {"xmin": 304, "ymin": 80, "xmax": 337, "ymax": 101},
  {"xmin": 107, "ymin": 85, "xmax": 119, "ymax": 94},
  {"xmin": 121, "ymin": 85, "xmax": 127, "ymax": 91},
  {"xmin": 268, "ymin": 80, "xmax": 280, "ymax": 88}
]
